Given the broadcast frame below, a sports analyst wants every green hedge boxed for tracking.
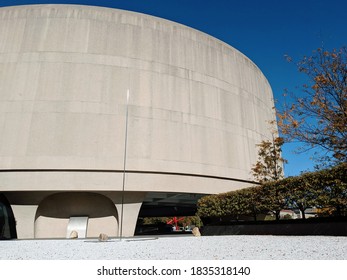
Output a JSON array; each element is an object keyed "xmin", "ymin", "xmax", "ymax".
[{"xmin": 197, "ymin": 163, "xmax": 347, "ymax": 220}]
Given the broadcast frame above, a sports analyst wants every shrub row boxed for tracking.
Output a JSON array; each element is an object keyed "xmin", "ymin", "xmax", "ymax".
[{"xmin": 197, "ymin": 163, "xmax": 347, "ymax": 220}]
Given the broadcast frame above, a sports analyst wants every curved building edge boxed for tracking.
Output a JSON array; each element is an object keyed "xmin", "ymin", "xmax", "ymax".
[{"xmin": 0, "ymin": 4, "xmax": 276, "ymax": 239}]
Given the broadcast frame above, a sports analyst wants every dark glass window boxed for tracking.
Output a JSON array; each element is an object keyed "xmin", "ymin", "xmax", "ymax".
[{"xmin": 0, "ymin": 194, "xmax": 17, "ymax": 240}]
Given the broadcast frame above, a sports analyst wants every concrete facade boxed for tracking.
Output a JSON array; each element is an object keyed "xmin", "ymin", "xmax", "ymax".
[{"xmin": 0, "ymin": 5, "xmax": 276, "ymax": 238}]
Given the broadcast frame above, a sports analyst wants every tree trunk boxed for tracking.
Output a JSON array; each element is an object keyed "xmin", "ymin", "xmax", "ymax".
[
  {"xmin": 253, "ymin": 206, "xmax": 257, "ymax": 221},
  {"xmin": 300, "ymin": 208, "xmax": 306, "ymax": 219},
  {"xmin": 275, "ymin": 210, "xmax": 281, "ymax": 221}
]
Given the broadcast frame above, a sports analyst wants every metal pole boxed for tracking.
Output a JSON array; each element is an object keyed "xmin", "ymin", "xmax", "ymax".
[{"xmin": 120, "ymin": 89, "xmax": 130, "ymax": 240}]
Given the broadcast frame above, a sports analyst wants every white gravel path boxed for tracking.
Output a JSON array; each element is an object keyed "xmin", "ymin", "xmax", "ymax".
[{"xmin": 1, "ymin": 235, "xmax": 346, "ymax": 260}]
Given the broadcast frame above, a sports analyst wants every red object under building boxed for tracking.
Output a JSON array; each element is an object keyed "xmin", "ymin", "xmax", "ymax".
[{"xmin": 167, "ymin": 217, "xmax": 184, "ymax": 230}]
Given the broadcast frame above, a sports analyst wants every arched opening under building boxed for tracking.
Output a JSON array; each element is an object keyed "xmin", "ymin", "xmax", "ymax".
[
  {"xmin": 0, "ymin": 193, "xmax": 17, "ymax": 239},
  {"xmin": 135, "ymin": 192, "xmax": 205, "ymax": 235},
  {"xmin": 34, "ymin": 192, "xmax": 118, "ymax": 238}
]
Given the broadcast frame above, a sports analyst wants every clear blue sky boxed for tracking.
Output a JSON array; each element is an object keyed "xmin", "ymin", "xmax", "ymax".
[{"xmin": 1, "ymin": 0, "xmax": 346, "ymax": 176}]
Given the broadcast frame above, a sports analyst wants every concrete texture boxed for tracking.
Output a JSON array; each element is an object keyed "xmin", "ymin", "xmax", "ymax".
[{"xmin": 0, "ymin": 5, "xmax": 277, "ymax": 238}]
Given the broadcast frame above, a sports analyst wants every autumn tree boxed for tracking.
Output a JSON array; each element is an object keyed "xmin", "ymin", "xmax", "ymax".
[
  {"xmin": 251, "ymin": 136, "xmax": 287, "ymax": 183},
  {"xmin": 251, "ymin": 134, "xmax": 288, "ymax": 220},
  {"xmin": 278, "ymin": 47, "xmax": 347, "ymax": 164}
]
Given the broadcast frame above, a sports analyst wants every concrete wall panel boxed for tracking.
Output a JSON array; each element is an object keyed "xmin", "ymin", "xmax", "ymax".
[{"xmin": 0, "ymin": 4, "xmax": 276, "ymax": 195}]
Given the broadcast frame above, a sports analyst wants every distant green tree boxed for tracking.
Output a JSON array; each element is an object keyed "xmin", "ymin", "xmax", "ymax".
[
  {"xmin": 285, "ymin": 175, "xmax": 319, "ymax": 219},
  {"xmin": 231, "ymin": 187, "xmax": 267, "ymax": 221},
  {"xmin": 142, "ymin": 217, "xmax": 168, "ymax": 225},
  {"xmin": 315, "ymin": 163, "xmax": 347, "ymax": 216},
  {"xmin": 260, "ymin": 181, "xmax": 288, "ymax": 221},
  {"xmin": 197, "ymin": 195, "xmax": 224, "ymax": 218},
  {"xmin": 197, "ymin": 164, "xmax": 347, "ymax": 221}
]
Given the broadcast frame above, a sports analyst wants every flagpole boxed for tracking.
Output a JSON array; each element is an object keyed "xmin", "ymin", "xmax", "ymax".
[{"xmin": 120, "ymin": 89, "xmax": 129, "ymax": 240}]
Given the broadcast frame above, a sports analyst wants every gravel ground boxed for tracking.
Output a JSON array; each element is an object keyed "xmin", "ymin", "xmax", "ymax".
[{"xmin": 1, "ymin": 235, "xmax": 346, "ymax": 260}]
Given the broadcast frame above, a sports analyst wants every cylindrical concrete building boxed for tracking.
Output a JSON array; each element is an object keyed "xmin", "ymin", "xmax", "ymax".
[{"xmin": 0, "ymin": 4, "xmax": 276, "ymax": 239}]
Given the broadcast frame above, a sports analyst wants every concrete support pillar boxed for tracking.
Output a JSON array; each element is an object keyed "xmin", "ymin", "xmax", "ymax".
[
  {"xmin": 11, "ymin": 205, "xmax": 38, "ymax": 239},
  {"xmin": 115, "ymin": 192, "xmax": 146, "ymax": 237}
]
